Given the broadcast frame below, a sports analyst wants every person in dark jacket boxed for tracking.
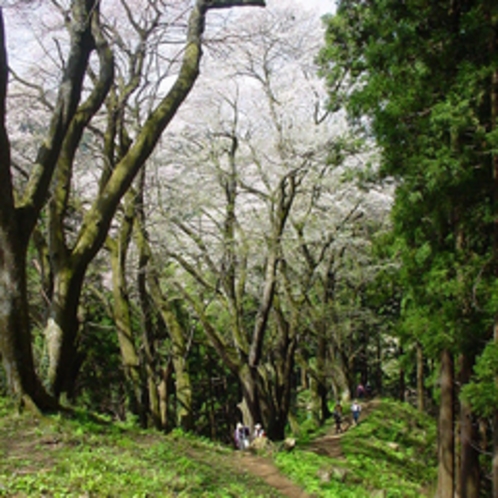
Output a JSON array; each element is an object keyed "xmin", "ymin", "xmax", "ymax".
[{"xmin": 333, "ymin": 402, "xmax": 343, "ymax": 434}]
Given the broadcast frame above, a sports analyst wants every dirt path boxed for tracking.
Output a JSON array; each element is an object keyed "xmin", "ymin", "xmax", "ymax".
[
  {"xmin": 305, "ymin": 431, "xmax": 344, "ymax": 459},
  {"xmin": 235, "ymin": 451, "xmax": 311, "ymax": 498},
  {"xmin": 235, "ymin": 399, "xmax": 380, "ymax": 497},
  {"xmin": 306, "ymin": 398, "xmax": 379, "ymax": 458}
]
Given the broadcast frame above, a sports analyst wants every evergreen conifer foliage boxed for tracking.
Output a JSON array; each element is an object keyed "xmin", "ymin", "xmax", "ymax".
[{"xmin": 318, "ymin": 1, "xmax": 498, "ymax": 496}]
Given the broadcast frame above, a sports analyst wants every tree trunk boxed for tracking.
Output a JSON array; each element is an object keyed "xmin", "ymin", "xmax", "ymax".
[
  {"xmin": 137, "ymin": 270, "xmax": 162, "ymax": 430},
  {"xmin": 172, "ymin": 350, "xmax": 193, "ymax": 431},
  {"xmin": 459, "ymin": 353, "xmax": 480, "ymax": 498},
  {"xmin": 0, "ymin": 34, "xmax": 42, "ymax": 403},
  {"xmin": 0, "ymin": 234, "xmax": 54, "ymax": 411},
  {"xmin": 238, "ymin": 364, "xmax": 263, "ymax": 432},
  {"xmin": 436, "ymin": 348, "xmax": 455, "ymax": 498},
  {"xmin": 135, "ymin": 202, "xmax": 193, "ymax": 431},
  {"xmin": 332, "ymin": 347, "xmax": 351, "ymax": 401},
  {"xmin": 140, "ymin": 259, "xmax": 193, "ymax": 431},
  {"xmin": 0, "ymin": 3, "xmax": 94, "ymax": 411},
  {"xmin": 45, "ymin": 267, "xmax": 87, "ymax": 398},
  {"xmin": 109, "ymin": 228, "xmax": 146, "ymax": 425},
  {"xmin": 269, "ymin": 305, "xmax": 298, "ymax": 439},
  {"xmin": 42, "ymin": 0, "xmax": 265, "ymax": 406},
  {"xmin": 316, "ymin": 334, "xmax": 331, "ymax": 422},
  {"xmin": 158, "ymin": 361, "xmax": 174, "ymax": 431}
]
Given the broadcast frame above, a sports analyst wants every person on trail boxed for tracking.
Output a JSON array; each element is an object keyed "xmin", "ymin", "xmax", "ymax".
[
  {"xmin": 253, "ymin": 423, "xmax": 265, "ymax": 439},
  {"xmin": 333, "ymin": 402, "xmax": 343, "ymax": 434},
  {"xmin": 234, "ymin": 422, "xmax": 250, "ymax": 450},
  {"xmin": 356, "ymin": 383, "xmax": 365, "ymax": 399},
  {"xmin": 351, "ymin": 400, "xmax": 361, "ymax": 425}
]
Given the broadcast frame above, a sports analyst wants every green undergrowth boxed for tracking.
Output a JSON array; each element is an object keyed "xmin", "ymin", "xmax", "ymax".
[
  {"xmin": 0, "ymin": 397, "xmax": 437, "ymax": 497},
  {"xmin": 0, "ymin": 398, "xmax": 281, "ymax": 497},
  {"xmin": 275, "ymin": 398, "xmax": 437, "ymax": 498}
]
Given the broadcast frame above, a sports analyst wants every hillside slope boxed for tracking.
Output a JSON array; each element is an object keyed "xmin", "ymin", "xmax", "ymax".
[
  {"xmin": 275, "ymin": 398, "xmax": 437, "ymax": 497},
  {"xmin": 0, "ymin": 397, "xmax": 436, "ymax": 497}
]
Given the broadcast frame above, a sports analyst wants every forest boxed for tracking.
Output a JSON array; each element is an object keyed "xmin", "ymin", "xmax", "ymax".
[{"xmin": 0, "ymin": 1, "xmax": 497, "ymax": 497}]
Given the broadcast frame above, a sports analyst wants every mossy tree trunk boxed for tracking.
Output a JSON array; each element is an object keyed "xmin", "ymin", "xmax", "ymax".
[
  {"xmin": 44, "ymin": 2, "xmax": 114, "ymax": 397},
  {"xmin": 136, "ymin": 240, "xmax": 163, "ymax": 430},
  {"xmin": 0, "ymin": 216, "xmax": 53, "ymax": 410},
  {"xmin": 107, "ymin": 192, "xmax": 146, "ymax": 425},
  {"xmin": 135, "ymin": 190, "xmax": 163, "ymax": 430},
  {"xmin": 43, "ymin": 0, "xmax": 265, "ymax": 400},
  {"xmin": 0, "ymin": 12, "xmax": 38, "ymax": 403},
  {"xmin": 45, "ymin": 267, "xmax": 87, "ymax": 398},
  {"xmin": 0, "ymin": 2, "xmax": 98, "ymax": 409}
]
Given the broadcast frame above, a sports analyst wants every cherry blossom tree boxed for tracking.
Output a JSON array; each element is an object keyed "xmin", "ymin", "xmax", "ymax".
[{"xmin": 0, "ymin": 0, "xmax": 265, "ymax": 411}]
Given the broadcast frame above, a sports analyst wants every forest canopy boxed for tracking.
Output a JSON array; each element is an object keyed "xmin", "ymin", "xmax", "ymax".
[{"xmin": 1, "ymin": 0, "xmax": 497, "ymax": 496}]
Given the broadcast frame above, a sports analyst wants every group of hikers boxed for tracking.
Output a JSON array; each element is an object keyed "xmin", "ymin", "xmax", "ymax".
[
  {"xmin": 234, "ymin": 383, "xmax": 369, "ymax": 448},
  {"xmin": 333, "ymin": 398, "xmax": 362, "ymax": 434},
  {"xmin": 234, "ymin": 422, "xmax": 266, "ymax": 450},
  {"xmin": 332, "ymin": 383, "xmax": 370, "ymax": 434}
]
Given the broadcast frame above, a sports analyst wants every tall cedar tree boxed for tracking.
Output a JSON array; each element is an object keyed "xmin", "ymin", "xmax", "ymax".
[{"xmin": 318, "ymin": 1, "xmax": 498, "ymax": 496}]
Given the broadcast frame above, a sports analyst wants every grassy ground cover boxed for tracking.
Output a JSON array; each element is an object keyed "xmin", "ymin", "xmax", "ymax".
[
  {"xmin": 0, "ymin": 399, "xmax": 281, "ymax": 497},
  {"xmin": 275, "ymin": 398, "xmax": 437, "ymax": 497},
  {"xmin": 0, "ymin": 397, "xmax": 437, "ymax": 497}
]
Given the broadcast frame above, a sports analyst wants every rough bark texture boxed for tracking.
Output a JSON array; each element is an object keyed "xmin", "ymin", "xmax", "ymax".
[{"xmin": 436, "ymin": 349, "xmax": 455, "ymax": 498}]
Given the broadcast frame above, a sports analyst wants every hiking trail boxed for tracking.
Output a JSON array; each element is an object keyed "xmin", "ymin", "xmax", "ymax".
[
  {"xmin": 236, "ymin": 452, "xmax": 310, "ymax": 498},
  {"xmin": 236, "ymin": 399, "xmax": 378, "ymax": 497}
]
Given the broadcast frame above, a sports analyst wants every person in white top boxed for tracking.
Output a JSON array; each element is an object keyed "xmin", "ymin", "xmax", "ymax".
[
  {"xmin": 253, "ymin": 423, "xmax": 265, "ymax": 439},
  {"xmin": 351, "ymin": 400, "xmax": 362, "ymax": 425}
]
